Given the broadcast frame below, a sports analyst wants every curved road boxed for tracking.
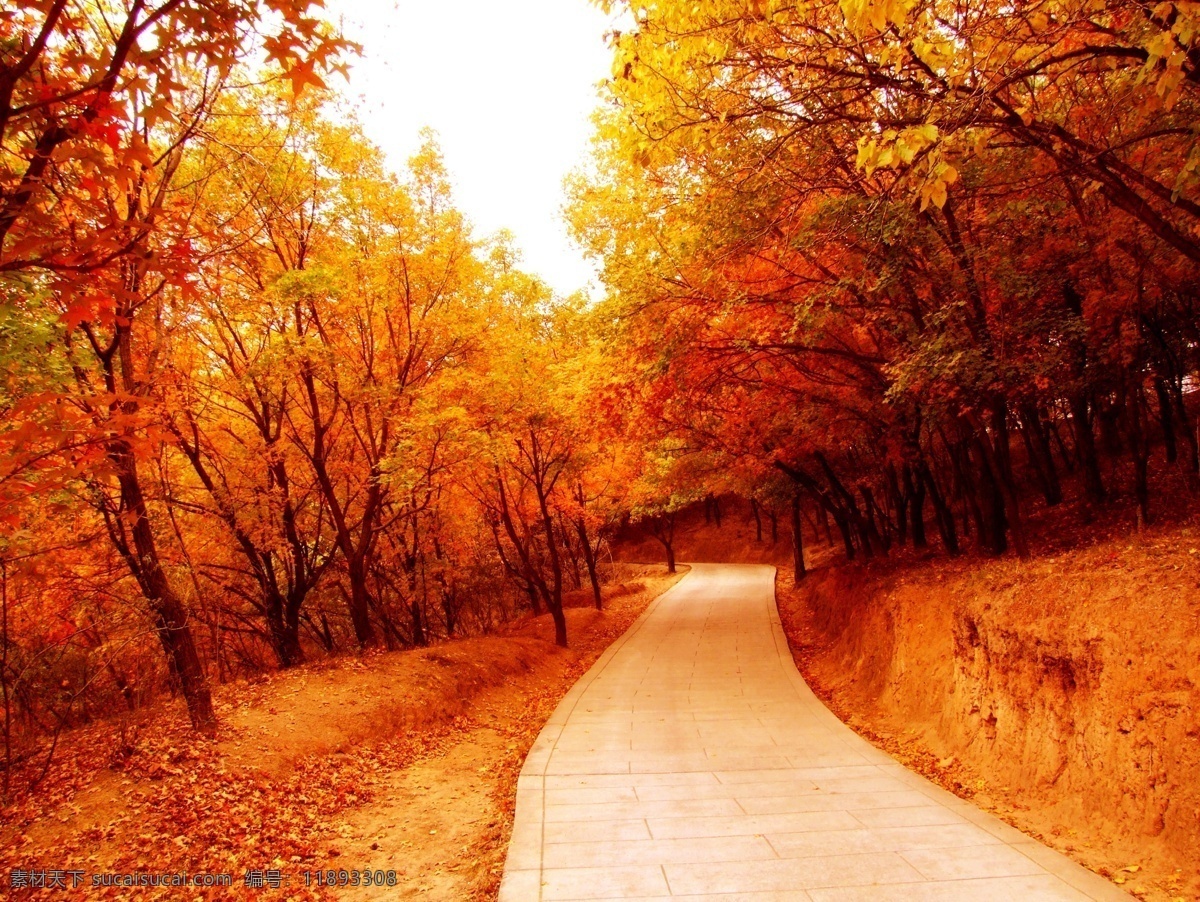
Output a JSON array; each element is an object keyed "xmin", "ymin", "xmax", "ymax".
[{"xmin": 499, "ymin": 563, "xmax": 1129, "ymax": 901}]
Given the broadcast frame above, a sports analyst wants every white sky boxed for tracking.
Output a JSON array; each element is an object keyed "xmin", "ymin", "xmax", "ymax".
[{"xmin": 328, "ymin": 0, "xmax": 623, "ymax": 298}]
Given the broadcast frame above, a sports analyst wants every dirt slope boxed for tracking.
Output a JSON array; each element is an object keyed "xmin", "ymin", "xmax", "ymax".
[
  {"xmin": 331, "ymin": 569, "xmax": 687, "ymax": 900},
  {"xmin": 0, "ymin": 564, "xmax": 683, "ymax": 900},
  {"xmin": 776, "ymin": 529, "xmax": 1200, "ymax": 902}
]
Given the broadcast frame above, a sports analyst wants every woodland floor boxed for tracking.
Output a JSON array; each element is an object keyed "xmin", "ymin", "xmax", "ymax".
[{"xmin": 0, "ymin": 564, "xmax": 683, "ymax": 901}]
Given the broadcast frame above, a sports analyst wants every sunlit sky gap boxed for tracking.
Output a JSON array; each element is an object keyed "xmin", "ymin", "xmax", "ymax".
[{"xmin": 328, "ymin": 0, "xmax": 624, "ymax": 298}]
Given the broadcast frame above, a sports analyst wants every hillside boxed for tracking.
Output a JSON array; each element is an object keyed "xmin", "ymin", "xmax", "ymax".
[
  {"xmin": 777, "ymin": 536, "xmax": 1200, "ymax": 902},
  {"xmin": 0, "ymin": 565, "xmax": 682, "ymax": 901}
]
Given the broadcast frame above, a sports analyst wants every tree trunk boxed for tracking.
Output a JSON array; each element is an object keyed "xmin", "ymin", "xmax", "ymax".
[
  {"xmin": 559, "ymin": 514, "xmax": 584, "ymax": 590},
  {"xmin": 649, "ymin": 513, "xmax": 677, "ymax": 574},
  {"xmin": 1154, "ymin": 378, "xmax": 1178, "ymax": 464},
  {"xmin": 319, "ymin": 612, "xmax": 336, "ymax": 652},
  {"xmin": 266, "ymin": 592, "xmax": 304, "ymax": 669},
  {"xmin": 991, "ymin": 399, "xmax": 1016, "ymax": 494},
  {"xmin": 575, "ymin": 517, "xmax": 603, "ymax": 610},
  {"xmin": 1018, "ymin": 402, "xmax": 1063, "ymax": 506},
  {"xmin": 774, "ymin": 460, "xmax": 852, "ymax": 558},
  {"xmin": 493, "ymin": 477, "xmax": 545, "ymax": 616},
  {"xmin": 1049, "ymin": 418, "xmax": 1076, "ymax": 473},
  {"xmin": 1165, "ymin": 376, "xmax": 1200, "ymax": 482},
  {"xmin": 532, "ymin": 452, "xmax": 568, "ymax": 649},
  {"xmin": 817, "ymin": 454, "xmax": 872, "ymax": 558},
  {"xmin": 918, "ymin": 458, "xmax": 958, "ymax": 555},
  {"xmin": 549, "ymin": 600, "xmax": 567, "ymax": 648},
  {"xmin": 953, "ymin": 440, "xmax": 987, "ymax": 548},
  {"xmin": 791, "ymin": 495, "xmax": 806, "ymax": 582},
  {"xmin": 442, "ymin": 588, "xmax": 458, "ymax": 636},
  {"xmin": 172, "ymin": 425, "xmax": 316, "ymax": 670},
  {"xmin": 1098, "ymin": 395, "xmax": 1124, "ymax": 457},
  {"xmin": 861, "ymin": 486, "xmax": 889, "ymax": 554},
  {"xmin": 1123, "ymin": 381, "xmax": 1152, "ymax": 530},
  {"xmin": 829, "ymin": 505, "xmax": 856, "ymax": 560},
  {"xmin": 972, "ymin": 413, "xmax": 1030, "ymax": 558},
  {"xmin": 750, "ymin": 498, "xmax": 763, "ymax": 542},
  {"xmin": 904, "ymin": 464, "xmax": 928, "ymax": 549},
  {"xmin": 525, "ymin": 582, "xmax": 543, "ymax": 616},
  {"xmin": 109, "ymin": 442, "xmax": 215, "ymax": 731},
  {"xmin": 887, "ymin": 464, "xmax": 909, "ymax": 547},
  {"xmin": 344, "ymin": 556, "xmax": 378, "ymax": 648},
  {"xmin": 969, "ymin": 436, "xmax": 1008, "ymax": 556},
  {"xmin": 1069, "ymin": 394, "xmax": 1106, "ymax": 505},
  {"xmin": 410, "ymin": 598, "xmax": 426, "ymax": 647}
]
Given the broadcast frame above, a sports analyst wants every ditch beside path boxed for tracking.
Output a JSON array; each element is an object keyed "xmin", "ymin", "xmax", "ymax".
[{"xmin": 498, "ymin": 563, "xmax": 1130, "ymax": 902}]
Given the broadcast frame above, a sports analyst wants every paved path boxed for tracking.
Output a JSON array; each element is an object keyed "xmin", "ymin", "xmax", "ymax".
[{"xmin": 498, "ymin": 563, "xmax": 1129, "ymax": 902}]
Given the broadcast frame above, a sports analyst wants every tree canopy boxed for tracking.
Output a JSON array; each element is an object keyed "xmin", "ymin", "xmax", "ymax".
[{"xmin": 1, "ymin": 0, "xmax": 1198, "ymax": 763}]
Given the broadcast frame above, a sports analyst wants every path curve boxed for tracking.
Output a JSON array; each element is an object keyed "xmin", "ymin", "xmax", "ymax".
[{"xmin": 499, "ymin": 563, "xmax": 1129, "ymax": 901}]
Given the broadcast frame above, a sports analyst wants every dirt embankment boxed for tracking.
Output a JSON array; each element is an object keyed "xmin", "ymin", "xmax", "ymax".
[
  {"xmin": 1, "ymin": 564, "xmax": 684, "ymax": 901},
  {"xmin": 777, "ymin": 529, "xmax": 1200, "ymax": 902},
  {"xmin": 331, "ymin": 565, "xmax": 687, "ymax": 900}
]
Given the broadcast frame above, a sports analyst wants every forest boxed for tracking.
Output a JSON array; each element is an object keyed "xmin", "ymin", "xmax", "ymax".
[{"xmin": 2, "ymin": 0, "xmax": 1199, "ymax": 809}]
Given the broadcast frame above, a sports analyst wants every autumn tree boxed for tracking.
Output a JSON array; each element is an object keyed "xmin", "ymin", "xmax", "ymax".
[
  {"xmin": 471, "ymin": 251, "xmax": 580, "ymax": 646},
  {"xmin": 158, "ymin": 91, "xmax": 342, "ymax": 668},
  {"xmin": 0, "ymin": 1, "xmax": 351, "ymax": 730},
  {"xmin": 572, "ymin": 0, "xmax": 1200, "ymax": 564}
]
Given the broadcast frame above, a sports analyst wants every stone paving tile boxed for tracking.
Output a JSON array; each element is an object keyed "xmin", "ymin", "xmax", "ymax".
[
  {"xmin": 600, "ymin": 895, "xmax": 818, "ymax": 902},
  {"xmin": 544, "ymin": 786, "xmax": 640, "ymax": 806},
  {"xmin": 648, "ymin": 809, "xmax": 864, "ymax": 839},
  {"xmin": 540, "ymin": 865, "xmax": 670, "ymax": 900},
  {"xmin": 664, "ymin": 852, "xmax": 927, "ymax": 894},
  {"xmin": 554, "ymin": 893, "xmax": 814, "ymax": 901},
  {"xmin": 781, "ymin": 752, "xmax": 880, "ymax": 768},
  {"xmin": 498, "ymin": 564, "xmax": 1130, "ymax": 902},
  {"xmin": 633, "ymin": 779, "xmax": 812, "ymax": 802},
  {"xmin": 544, "ymin": 755, "xmax": 633, "ymax": 775},
  {"xmin": 845, "ymin": 804, "xmax": 971, "ymax": 829},
  {"xmin": 544, "ymin": 771, "xmax": 721, "ymax": 790},
  {"xmin": 542, "ymin": 835, "xmax": 777, "ymax": 869},
  {"xmin": 545, "ymin": 797, "xmax": 745, "ymax": 823},
  {"xmin": 808, "ymin": 773, "xmax": 914, "ymax": 793},
  {"xmin": 666, "ymin": 754, "xmax": 797, "ymax": 772},
  {"xmin": 1008, "ymin": 841, "xmax": 1139, "ymax": 898},
  {"xmin": 900, "ymin": 842, "xmax": 1048, "ymax": 880},
  {"xmin": 766, "ymin": 823, "xmax": 1003, "ymax": 858},
  {"xmin": 542, "ymin": 818, "xmax": 654, "ymax": 844},
  {"xmin": 805, "ymin": 874, "xmax": 1094, "ymax": 901},
  {"xmin": 738, "ymin": 789, "xmax": 932, "ymax": 815},
  {"xmin": 554, "ymin": 739, "xmax": 636, "ymax": 752},
  {"xmin": 498, "ymin": 869, "xmax": 541, "ymax": 899},
  {"xmin": 710, "ymin": 767, "xmax": 869, "ymax": 785}
]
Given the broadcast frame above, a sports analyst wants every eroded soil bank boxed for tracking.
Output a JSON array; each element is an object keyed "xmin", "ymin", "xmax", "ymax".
[{"xmin": 777, "ymin": 528, "xmax": 1200, "ymax": 901}]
